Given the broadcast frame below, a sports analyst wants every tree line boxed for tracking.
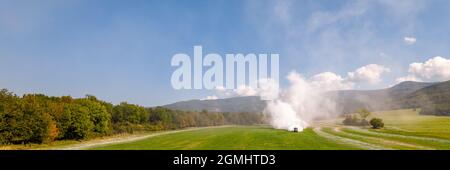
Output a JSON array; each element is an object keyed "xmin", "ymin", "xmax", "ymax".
[
  {"xmin": 342, "ymin": 108, "xmax": 384, "ymax": 129},
  {"xmin": 0, "ymin": 89, "xmax": 266, "ymax": 144}
]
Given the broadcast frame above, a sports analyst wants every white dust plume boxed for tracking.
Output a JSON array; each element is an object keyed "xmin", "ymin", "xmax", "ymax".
[{"xmin": 263, "ymin": 71, "xmax": 342, "ymax": 131}]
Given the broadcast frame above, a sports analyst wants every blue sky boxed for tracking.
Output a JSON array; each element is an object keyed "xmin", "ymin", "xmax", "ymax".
[{"xmin": 1, "ymin": 0, "xmax": 450, "ymax": 106}]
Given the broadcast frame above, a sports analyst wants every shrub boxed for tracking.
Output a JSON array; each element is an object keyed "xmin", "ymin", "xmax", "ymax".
[
  {"xmin": 360, "ymin": 119, "xmax": 370, "ymax": 126},
  {"xmin": 343, "ymin": 114, "xmax": 360, "ymax": 126},
  {"xmin": 370, "ymin": 118, "xmax": 384, "ymax": 129},
  {"xmin": 343, "ymin": 114, "xmax": 371, "ymax": 126}
]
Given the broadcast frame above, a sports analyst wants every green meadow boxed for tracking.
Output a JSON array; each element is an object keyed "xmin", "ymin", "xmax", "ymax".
[
  {"xmin": 86, "ymin": 109, "xmax": 450, "ymax": 150},
  {"xmin": 91, "ymin": 126, "xmax": 357, "ymax": 150}
]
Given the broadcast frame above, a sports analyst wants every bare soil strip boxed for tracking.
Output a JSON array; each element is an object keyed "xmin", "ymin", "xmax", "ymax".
[
  {"xmin": 333, "ymin": 127, "xmax": 434, "ymax": 150},
  {"xmin": 313, "ymin": 127, "xmax": 389, "ymax": 150},
  {"xmin": 346, "ymin": 127, "xmax": 450, "ymax": 144}
]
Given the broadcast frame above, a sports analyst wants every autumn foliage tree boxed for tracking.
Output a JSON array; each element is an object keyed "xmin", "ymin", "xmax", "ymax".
[{"xmin": 0, "ymin": 88, "xmax": 266, "ymax": 145}]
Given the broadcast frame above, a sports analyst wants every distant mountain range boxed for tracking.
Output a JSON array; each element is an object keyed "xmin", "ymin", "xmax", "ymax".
[
  {"xmin": 329, "ymin": 81, "xmax": 439, "ymax": 113},
  {"xmin": 163, "ymin": 96, "xmax": 265, "ymax": 113},
  {"xmin": 398, "ymin": 81, "xmax": 450, "ymax": 115},
  {"xmin": 163, "ymin": 81, "xmax": 450, "ymax": 116}
]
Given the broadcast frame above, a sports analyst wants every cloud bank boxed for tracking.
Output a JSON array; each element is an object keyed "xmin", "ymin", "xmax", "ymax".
[
  {"xmin": 347, "ymin": 64, "xmax": 391, "ymax": 84},
  {"xmin": 396, "ymin": 56, "xmax": 450, "ymax": 82}
]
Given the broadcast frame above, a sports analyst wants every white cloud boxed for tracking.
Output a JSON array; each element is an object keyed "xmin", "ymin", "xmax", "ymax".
[
  {"xmin": 395, "ymin": 75, "xmax": 422, "ymax": 83},
  {"xmin": 214, "ymin": 86, "xmax": 233, "ymax": 97},
  {"xmin": 211, "ymin": 64, "xmax": 390, "ymax": 99},
  {"xmin": 234, "ymin": 85, "xmax": 258, "ymax": 96},
  {"xmin": 215, "ymin": 86, "xmax": 226, "ymax": 92},
  {"xmin": 310, "ymin": 72, "xmax": 354, "ymax": 91},
  {"xmin": 404, "ymin": 36, "xmax": 417, "ymax": 45},
  {"xmin": 408, "ymin": 56, "xmax": 450, "ymax": 81},
  {"xmin": 215, "ymin": 78, "xmax": 279, "ymax": 99},
  {"xmin": 202, "ymin": 95, "xmax": 218, "ymax": 100},
  {"xmin": 347, "ymin": 64, "xmax": 390, "ymax": 84}
]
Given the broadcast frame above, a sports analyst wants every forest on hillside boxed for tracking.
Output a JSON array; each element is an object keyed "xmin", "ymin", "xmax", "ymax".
[{"xmin": 0, "ymin": 89, "xmax": 266, "ymax": 145}]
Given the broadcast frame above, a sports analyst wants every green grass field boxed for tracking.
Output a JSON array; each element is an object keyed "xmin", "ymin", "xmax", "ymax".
[
  {"xmin": 91, "ymin": 126, "xmax": 358, "ymax": 150},
  {"xmin": 86, "ymin": 109, "xmax": 450, "ymax": 150},
  {"xmin": 370, "ymin": 109, "xmax": 450, "ymax": 140},
  {"xmin": 315, "ymin": 109, "xmax": 450, "ymax": 150}
]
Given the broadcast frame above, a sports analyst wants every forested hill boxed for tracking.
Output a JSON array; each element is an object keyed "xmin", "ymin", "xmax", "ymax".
[
  {"xmin": 163, "ymin": 81, "xmax": 450, "ymax": 116},
  {"xmin": 330, "ymin": 81, "xmax": 439, "ymax": 113},
  {"xmin": 400, "ymin": 80, "xmax": 450, "ymax": 115},
  {"xmin": 332, "ymin": 81, "xmax": 450, "ymax": 115},
  {"xmin": 163, "ymin": 96, "xmax": 265, "ymax": 113}
]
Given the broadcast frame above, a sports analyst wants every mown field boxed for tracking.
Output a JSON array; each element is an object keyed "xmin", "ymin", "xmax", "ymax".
[
  {"xmin": 86, "ymin": 109, "xmax": 450, "ymax": 150},
  {"xmin": 371, "ymin": 109, "xmax": 450, "ymax": 140},
  {"xmin": 91, "ymin": 126, "xmax": 358, "ymax": 150},
  {"xmin": 314, "ymin": 109, "xmax": 450, "ymax": 150}
]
